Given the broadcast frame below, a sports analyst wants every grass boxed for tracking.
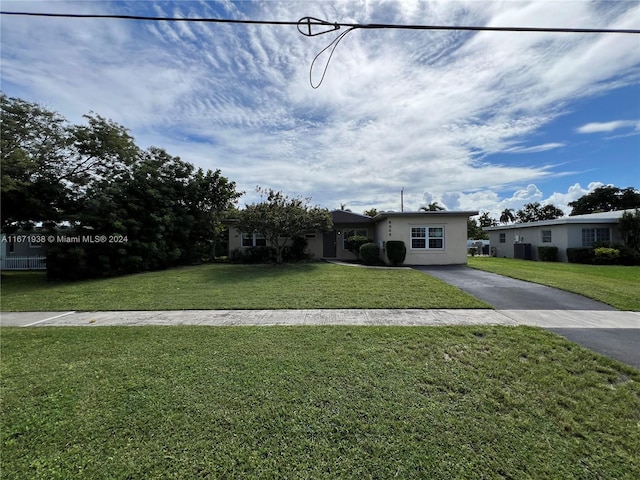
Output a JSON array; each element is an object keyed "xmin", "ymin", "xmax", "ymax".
[
  {"xmin": 468, "ymin": 257, "xmax": 640, "ymax": 311},
  {"xmin": 0, "ymin": 263, "xmax": 489, "ymax": 311},
  {"xmin": 2, "ymin": 326, "xmax": 638, "ymax": 479}
]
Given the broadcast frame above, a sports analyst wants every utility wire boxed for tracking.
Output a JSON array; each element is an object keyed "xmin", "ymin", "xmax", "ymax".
[
  {"xmin": 4, "ymin": 11, "xmax": 639, "ymax": 88},
  {"xmin": 2, "ymin": 11, "xmax": 640, "ymax": 34}
]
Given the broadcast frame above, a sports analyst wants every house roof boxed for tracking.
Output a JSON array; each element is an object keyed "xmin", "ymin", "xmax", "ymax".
[
  {"xmin": 484, "ymin": 209, "xmax": 632, "ymax": 231},
  {"xmin": 330, "ymin": 210, "xmax": 374, "ymax": 224},
  {"xmin": 373, "ymin": 210, "xmax": 479, "ymax": 221}
]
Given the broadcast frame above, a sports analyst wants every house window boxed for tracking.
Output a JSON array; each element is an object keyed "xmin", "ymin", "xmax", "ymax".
[
  {"xmin": 241, "ymin": 232, "xmax": 266, "ymax": 247},
  {"xmin": 499, "ymin": 233, "xmax": 506, "ymax": 243},
  {"xmin": 581, "ymin": 228, "xmax": 610, "ymax": 247},
  {"xmin": 411, "ymin": 226, "xmax": 444, "ymax": 250},
  {"xmin": 541, "ymin": 230, "xmax": 552, "ymax": 243},
  {"xmin": 343, "ymin": 228, "xmax": 368, "ymax": 249}
]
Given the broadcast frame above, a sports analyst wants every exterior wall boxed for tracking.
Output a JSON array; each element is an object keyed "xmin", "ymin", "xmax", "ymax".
[
  {"xmin": 305, "ymin": 233, "xmax": 323, "ymax": 259},
  {"xmin": 228, "ymin": 227, "xmax": 325, "ymax": 261},
  {"xmin": 489, "ymin": 221, "xmax": 624, "ymax": 262},
  {"xmin": 377, "ymin": 214, "xmax": 469, "ymax": 265}
]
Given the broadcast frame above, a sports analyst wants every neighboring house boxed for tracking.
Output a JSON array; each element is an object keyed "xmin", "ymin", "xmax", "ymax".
[
  {"xmin": 484, "ymin": 210, "xmax": 629, "ymax": 262},
  {"xmin": 0, "ymin": 232, "xmax": 47, "ymax": 270},
  {"xmin": 228, "ymin": 209, "xmax": 479, "ymax": 265}
]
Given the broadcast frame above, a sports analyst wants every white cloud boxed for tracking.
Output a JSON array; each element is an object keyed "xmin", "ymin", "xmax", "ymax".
[
  {"xmin": 577, "ymin": 120, "xmax": 640, "ymax": 134},
  {"xmin": 505, "ymin": 143, "xmax": 565, "ymax": 154},
  {"xmin": 1, "ymin": 0, "xmax": 638, "ymax": 214}
]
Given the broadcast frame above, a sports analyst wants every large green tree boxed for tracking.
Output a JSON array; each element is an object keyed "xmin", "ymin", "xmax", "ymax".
[
  {"xmin": 618, "ymin": 209, "xmax": 640, "ymax": 252},
  {"xmin": 48, "ymin": 148, "xmax": 241, "ymax": 278},
  {"xmin": 237, "ymin": 187, "xmax": 333, "ymax": 263},
  {"xmin": 516, "ymin": 202, "xmax": 564, "ymax": 223},
  {"xmin": 1, "ymin": 94, "xmax": 139, "ymax": 230},
  {"xmin": 467, "ymin": 218, "xmax": 488, "ymax": 240},
  {"xmin": 568, "ymin": 186, "xmax": 640, "ymax": 216}
]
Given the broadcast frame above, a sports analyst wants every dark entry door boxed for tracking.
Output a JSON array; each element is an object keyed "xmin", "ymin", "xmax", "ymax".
[{"xmin": 323, "ymin": 230, "xmax": 337, "ymax": 257}]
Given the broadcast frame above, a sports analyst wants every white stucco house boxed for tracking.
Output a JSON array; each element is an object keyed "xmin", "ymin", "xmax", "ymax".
[
  {"xmin": 484, "ymin": 210, "xmax": 629, "ymax": 262},
  {"xmin": 228, "ymin": 209, "xmax": 478, "ymax": 265}
]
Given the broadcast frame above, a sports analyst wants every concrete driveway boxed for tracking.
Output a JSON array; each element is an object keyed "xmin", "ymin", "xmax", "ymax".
[{"xmin": 415, "ymin": 265, "xmax": 639, "ymax": 368}]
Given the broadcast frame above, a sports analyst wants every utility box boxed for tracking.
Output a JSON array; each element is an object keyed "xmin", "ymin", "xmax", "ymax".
[{"xmin": 514, "ymin": 243, "xmax": 532, "ymax": 260}]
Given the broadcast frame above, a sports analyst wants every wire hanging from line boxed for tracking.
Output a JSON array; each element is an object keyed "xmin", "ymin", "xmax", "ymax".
[{"xmin": 3, "ymin": 11, "xmax": 639, "ymax": 89}]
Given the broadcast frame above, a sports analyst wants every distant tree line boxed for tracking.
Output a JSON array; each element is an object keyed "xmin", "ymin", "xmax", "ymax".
[{"xmin": 1, "ymin": 93, "xmax": 241, "ymax": 279}]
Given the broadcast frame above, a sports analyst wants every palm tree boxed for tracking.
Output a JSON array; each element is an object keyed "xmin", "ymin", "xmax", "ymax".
[
  {"xmin": 499, "ymin": 208, "xmax": 515, "ymax": 224},
  {"xmin": 420, "ymin": 202, "xmax": 445, "ymax": 212}
]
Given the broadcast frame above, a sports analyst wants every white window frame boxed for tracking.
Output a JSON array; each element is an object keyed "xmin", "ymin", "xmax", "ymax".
[
  {"xmin": 343, "ymin": 228, "xmax": 369, "ymax": 249},
  {"xmin": 541, "ymin": 230, "xmax": 552, "ymax": 243},
  {"xmin": 581, "ymin": 228, "xmax": 610, "ymax": 247},
  {"xmin": 410, "ymin": 226, "xmax": 445, "ymax": 250},
  {"xmin": 241, "ymin": 232, "xmax": 266, "ymax": 247}
]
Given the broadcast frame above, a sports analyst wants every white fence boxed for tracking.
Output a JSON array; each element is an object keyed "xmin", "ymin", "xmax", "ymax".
[{"xmin": 0, "ymin": 256, "xmax": 47, "ymax": 270}]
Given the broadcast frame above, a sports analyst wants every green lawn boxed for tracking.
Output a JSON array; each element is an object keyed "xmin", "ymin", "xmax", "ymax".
[
  {"xmin": 2, "ymin": 326, "xmax": 638, "ymax": 479},
  {"xmin": 0, "ymin": 263, "xmax": 489, "ymax": 311},
  {"xmin": 469, "ymin": 257, "xmax": 640, "ymax": 311}
]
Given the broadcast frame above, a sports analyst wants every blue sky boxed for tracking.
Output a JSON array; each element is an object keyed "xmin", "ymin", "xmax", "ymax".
[{"xmin": 2, "ymin": 0, "xmax": 639, "ymax": 219}]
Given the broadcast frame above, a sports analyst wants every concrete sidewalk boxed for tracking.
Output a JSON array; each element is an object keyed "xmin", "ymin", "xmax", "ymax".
[
  {"xmin": 1, "ymin": 309, "xmax": 638, "ymax": 328},
  {"xmin": 3, "ymin": 310, "xmax": 638, "ymax": 368}
]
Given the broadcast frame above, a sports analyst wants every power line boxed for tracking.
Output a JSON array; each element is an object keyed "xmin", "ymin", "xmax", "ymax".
[
  {"xmin": 2, "ymin": 11, "xmax": 640, "ymax": 35},
  {"xmin": 4, "ymin": 11, "xmax": 639, "ymax": 88}
]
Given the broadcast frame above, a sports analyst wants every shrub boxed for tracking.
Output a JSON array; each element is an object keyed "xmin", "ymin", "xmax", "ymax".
[
  {"xmin": 229, "ymin": 246, "xmax": 276, "ymax": 264},
  {"xmin": 592, "ymin": 247, "xmax": 620, "ymax": 265},
  {"xmin": 468, "ymin": 247, "xmax": 478, "ymax": 257},
  {"xmin": 282, "ymin": 236, "xmax": 310, "ymax": 263},
  {"xmin": 346, "ymin": 235, "xmax": 373, "ymax": 260},
  {"xmin": 386, "ymin": 241, "xmax": 406, "ymax": 266},
  {"xmin": 614, "ymin": 244, "xmax": 640, "ymax": 266},
  {"xmin": 566, "ymin": 247, "xmax": 595, "ymax": 264},
  {"xmin": 537, "ymin": 246, "xmax": 558, "ymax": 262},
  {"xmin": 360, "ymin": 242, "xmax": 380, "ymax": 265}
]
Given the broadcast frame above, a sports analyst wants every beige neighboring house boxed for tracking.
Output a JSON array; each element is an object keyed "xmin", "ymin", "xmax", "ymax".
[
  {"xmin": 228, "ymin": 209, "xmax": 479, "ymax": 266},
  {"xmin": 484, "ymin": 210, "xmax": 629, "ymax": 262}
]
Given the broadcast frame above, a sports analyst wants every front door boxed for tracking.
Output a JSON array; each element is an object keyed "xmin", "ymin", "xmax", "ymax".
[{"xmin": 323, "ymin": 230, "xmax": 337, "ymax": 257}]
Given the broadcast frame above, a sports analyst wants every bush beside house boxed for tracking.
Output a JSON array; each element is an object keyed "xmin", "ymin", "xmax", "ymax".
[
  {"xmin": 537, "ymin": 246, "xmax": 558, "ymax": 262},
  {"xmin": 386, "ymin": 241, "xmax": 407, "ymax": 266},
  {"xmin": 360, "ymin": 242, "xmax": 380, "ymax": 265}
]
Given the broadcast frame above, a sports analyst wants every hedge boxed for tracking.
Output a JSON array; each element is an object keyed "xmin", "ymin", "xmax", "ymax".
[
  {"xmin": 386, "ymin": 240, "xmax": 407, "ymax": 266},
  {"xmin": 537, "ymin": 246, "xmax": 558, "ymax": 262},
  {"xmin": 360, "ymin": 242, "xmax": 380, "ymax": 265}
]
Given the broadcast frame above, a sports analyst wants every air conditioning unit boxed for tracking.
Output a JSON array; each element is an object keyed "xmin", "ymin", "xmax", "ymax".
[{"xmin": 514, "ymin": 235, "xmax": 521, "ymax": 243}]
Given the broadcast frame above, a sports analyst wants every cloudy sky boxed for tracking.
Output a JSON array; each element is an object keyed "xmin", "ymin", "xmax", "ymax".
[{"xmin": 2, "ymin": 0, "xmax": 639, "ymax": 218}]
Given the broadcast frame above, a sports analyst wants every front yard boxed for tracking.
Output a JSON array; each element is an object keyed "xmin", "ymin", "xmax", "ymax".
[
  {"xmin": 0, "ymin": 263, "xmax": 489, "ymax": 311},
  {"xmin": 2, "ymin": 326, "xmax": 638, "ymax": 479}
]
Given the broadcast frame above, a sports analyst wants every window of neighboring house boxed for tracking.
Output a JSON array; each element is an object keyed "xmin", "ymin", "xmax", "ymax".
[
  {"xmin": 499, "ymin": 233, "xmax": 506, "ymax": 243},
  {"xmin": 241, "ymin": 232, "xmax": 266, "ymax": 247},
  {"xmin": 541, "ymin": 230, "xmax": 552, "ymax": 243},
  {"xmin": 411, "ymin": 226, "xmax": 444, "ymax": 250},
  {"xmin": 581, "ymin": 228, "xmax": 610, "ymax": 247},
  {"xmin": 343, "ymin": 228, "xmax": 368, "ymax": 249}
]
